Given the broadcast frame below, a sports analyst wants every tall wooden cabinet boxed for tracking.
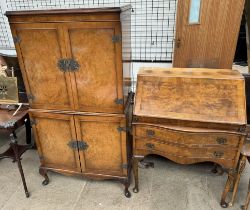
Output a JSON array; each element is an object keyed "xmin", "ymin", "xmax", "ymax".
[{"xmin": 6, "ymin": 7, "xmax": 133, "ymax": 197}]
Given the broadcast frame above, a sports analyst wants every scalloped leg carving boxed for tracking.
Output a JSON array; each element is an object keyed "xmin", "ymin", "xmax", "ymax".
[
  {"xmin": 241, "ymin": 179, "xmax": 250, "ymax": 210},
  {"xmin": 220, "ymin": 169, "xmax": 236, "ymax": 208},
  {"xmin": 229, "ymin": 155, "xmax": 247, "ymax": 206},
  {"xmin": 39, "ymin": 168, "xmax": 49, "ymax": 186}
]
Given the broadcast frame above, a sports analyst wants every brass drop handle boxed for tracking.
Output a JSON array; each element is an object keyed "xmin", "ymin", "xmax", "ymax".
[
  {"xmin": 146, "ymin": 130, "xmax": 155, "ymax": 137},
  {"xmin": 213, "ymin": 151, "xmax": 224, "ymax": 158},
  {"xmin": 145, "ymin": 143, "xmax": 155, "ymax": 150},
  {"xmin": 216, "ymin": 137, "xmax": 227, "ymax": 145}
]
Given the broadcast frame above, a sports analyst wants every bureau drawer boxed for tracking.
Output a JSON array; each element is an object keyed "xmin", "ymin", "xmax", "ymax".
[
  {"xmin": 135, "ymin": 125, "xmax": 240, "ymax": 147},
  {"xmin": 134, "ymin": 138, "xmax": 237, "ymax": 160}
]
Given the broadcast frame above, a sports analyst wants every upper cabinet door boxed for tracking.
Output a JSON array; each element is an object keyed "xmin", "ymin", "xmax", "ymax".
[
  {"xmin": 173, "ymin": 0, "xmax": 245, "ymax": 69},
  {"xmin": 12, "ymin": 23, "xmax": 74, "ymax": 110},
  {"xmin": 64, "ymin": 22, "xmax": 124, "ymax": 113}
]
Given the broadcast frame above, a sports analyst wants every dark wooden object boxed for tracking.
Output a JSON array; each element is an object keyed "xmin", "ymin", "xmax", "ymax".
[
  {"xmin": 230, "ymin": 138, "xmax": 250, "ymax": 209},
  {"xmin": 6, "ymin": 7, "xmax": 133, "ymax": 197},
  {"xmin": 132, "ymin": 68, "xmax": 247, "ymax": 208},
  {"xmin": 0, "ymin": 108, "xmax": 32, "ymax": 197}
]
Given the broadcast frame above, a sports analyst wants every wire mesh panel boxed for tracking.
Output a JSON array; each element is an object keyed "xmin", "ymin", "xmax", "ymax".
[{"xmin": 1, "ymin": 0, "xmax": 178, "ymax": 62}]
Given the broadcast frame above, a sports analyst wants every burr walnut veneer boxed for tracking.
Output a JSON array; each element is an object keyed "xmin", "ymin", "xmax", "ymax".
[
  {"xmin": 6, "ymin": 7, "xmax": 133, "ymax": 197},
  {"xmin": 132, "ymin": 68, "xmax": 247, "ymax": 207}
]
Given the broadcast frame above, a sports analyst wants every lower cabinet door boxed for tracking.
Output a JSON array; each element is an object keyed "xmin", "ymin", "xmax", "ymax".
[
  {"xmin": 29, "ymin": 111, "xmax": 81, "ymax": 173},
  {"xmin": 74, "ymin": 114, "xmax": 128, "ymax": 176}
]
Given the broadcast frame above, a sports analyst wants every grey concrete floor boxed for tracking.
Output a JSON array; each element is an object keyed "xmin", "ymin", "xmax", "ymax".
[{"xmin": 0, "ymin": 127, "xmax": 250, "ymax": 210}]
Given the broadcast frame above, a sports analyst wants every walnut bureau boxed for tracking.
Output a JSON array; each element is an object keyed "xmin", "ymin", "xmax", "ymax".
[
  {"xmin": 6, "ymin": 7, "xmax": 133, "ymax": 197},
  {"xmin": 132, "ymin": 68, "xmax": 247, "ymax": 207}
]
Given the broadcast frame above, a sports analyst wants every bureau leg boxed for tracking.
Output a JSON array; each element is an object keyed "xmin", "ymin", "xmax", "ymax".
[
  {"xmin": 211, "ymin": 164, "xmax": 224, "ymax": 176},
  {"xmin": 139, "ymin": 159, "xmax": 154, "ymax": 169},
  {"xmin": 241, "ymin": 179, "xmax": 250, "ymax": 210},
  {"xmin": 133, "ymin": 157, "xmax": 139, "ymax": 193},
  {"xmin": 229, "ymin": 155, "xmax": 247, "ymax": 206},
  {"xmin": 39, "ymin": 168, "xmax": 49, "ymax": 186},
  {"xmin": 220, "ymin": 169, "xmax": 236, "ymax": 208}
]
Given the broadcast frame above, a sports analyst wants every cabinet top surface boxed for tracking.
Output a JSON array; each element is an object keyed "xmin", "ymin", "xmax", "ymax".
[
  {"xmin": 134, "ymin": 68, "xmax": 246, "ymax": 125},
  {"xmin": 5, "ymin": 6, "xmax": 131, "ymax": 17}
]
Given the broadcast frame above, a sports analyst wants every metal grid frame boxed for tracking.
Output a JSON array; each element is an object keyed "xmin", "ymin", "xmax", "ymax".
[{"xmin": 1, "ymin": 0, "xmax": 178, "ymax": 62}]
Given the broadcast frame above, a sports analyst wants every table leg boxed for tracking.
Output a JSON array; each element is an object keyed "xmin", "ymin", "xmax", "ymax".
[
  {"xmin": 25, "ymin": 117, "xmax": 31, "ymax": 145},
  {"xmin": 229, "ymin": 155, "xmax": 247, "ymax": 206},
  {"xmin": 220, "ymin": 169, "xmax": 235, "ymax": 208},
  {"xmin": 241, "ymin": 179, "xmax": 250, "ymax": 210},
  {"xmin": 10, "ymin": 132, "xmax": 30, "ymax": 198}
]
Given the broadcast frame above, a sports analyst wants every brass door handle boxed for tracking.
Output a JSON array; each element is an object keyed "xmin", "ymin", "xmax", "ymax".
[
  {"xmin": 216, "ymin": 137, "xmax": 227, "ymax": 145},
  {"xmin": 213, "ymin": 151, "xmax": 224, "ymax": 158},
  {"xmin": 145, "ymin": 143, "xmax": 155, "ymax": 150},
  {"xmin": 146, "ymin": 129, "xmax": 155, "ymax": 137}
]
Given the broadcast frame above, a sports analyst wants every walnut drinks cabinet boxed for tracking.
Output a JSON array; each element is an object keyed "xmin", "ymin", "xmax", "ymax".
[
  {"xmin": 132, "ymin": 68, "xmax": 247, "ymax": 207},
  {"xmin": 6, "ymin": 7, "xmax": 133, "ymax": 197}
]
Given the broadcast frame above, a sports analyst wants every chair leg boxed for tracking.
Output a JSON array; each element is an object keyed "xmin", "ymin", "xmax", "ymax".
[
  {"xmin": 241, "ymin": 179, "xmax": 250, "ymax": 210},
  {"xmin": 229, "ymin": 155, "xmax": 247, "ymax": 206},
  {"xmin": 10, "ymin": 132, "xmax": 30, "ymax": 198}
]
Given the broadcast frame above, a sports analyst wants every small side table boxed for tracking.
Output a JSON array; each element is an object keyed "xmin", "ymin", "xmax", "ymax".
[{"xmin": 0, "ymin": 108, "xmax": 32, "ymax": 197}]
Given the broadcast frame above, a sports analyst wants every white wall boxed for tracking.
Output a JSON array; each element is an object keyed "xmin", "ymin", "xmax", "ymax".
[{"xmin": 0, "ymin": 0, "xmax": 177, "ymax": 61}]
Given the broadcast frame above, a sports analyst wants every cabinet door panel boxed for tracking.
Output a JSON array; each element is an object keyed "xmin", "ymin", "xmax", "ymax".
[
  {"xmin": 74, "ymin": 115, "xmax": 127, "ymax": 176},
  {"xmin": 65, "ymin": 22, "xmax": 123, "ymax": 113},
  {"xmin": 12, "ymin": 23, "xmax": 74, "ymax": 110},
  {"xmin": 30, "ymin": 111, "xmax": 81, "ymax": 172}
]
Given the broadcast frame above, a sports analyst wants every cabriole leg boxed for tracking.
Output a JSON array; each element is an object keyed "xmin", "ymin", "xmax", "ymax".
[
  {"xmin": 139, "ymin": 159, "xmax": 154, "ymax": 169},
  {"xmin": 241, "ymin": 179, "xmax": 250, "ymax": 210},
  {"xmin": 123, "ymin": 180, "xmax": 131, "ymax": 198},
  {"xmin": 211, "ymin": 163, "xmax": 224, "ymax": 176},
  {"xmin": 220, "ymin": 169, "xmax": 236, "ymax": 208},
  {"xmin": 229, "ymin": 155, "xmax": 247, "ymax": 206},
  {"xmin": 39, "ymin": 168, "xmax": 49, "ymax": 186}
]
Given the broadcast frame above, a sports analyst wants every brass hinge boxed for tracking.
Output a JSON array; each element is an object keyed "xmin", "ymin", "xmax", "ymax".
[
  {"xmin": 13, "ymin": 36, "xmax": 21, "ymax": 44},
  {"xmin": 117, "ymin": 126, "xmax": 131, "ymax": 133},
  {"xmin": 68, "ymin": 140, "xmax": 88, "ymax": 151},
  {"xmin": 115, "ymin": 98, "xmax": 123, "ymax": 105},
  {"xmin": 121, "ymin": 163, "xmax": 128, "ymax": 169},
  {"xmin": 27, "ymin": 94, "xmax": 35, "ymax": 100},
  {"xmin": 112, "ymin": 35, "xmax": 122, "ymax": 43}
]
